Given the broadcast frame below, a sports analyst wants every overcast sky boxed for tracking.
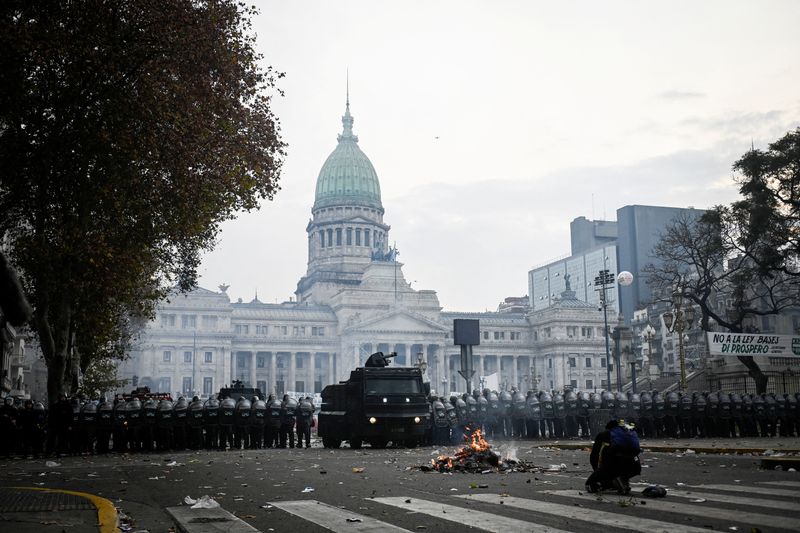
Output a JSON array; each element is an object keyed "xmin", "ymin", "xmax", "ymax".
[{"xmin": 198, "ymin": 0, "xmax": 800, "ymax": 311}]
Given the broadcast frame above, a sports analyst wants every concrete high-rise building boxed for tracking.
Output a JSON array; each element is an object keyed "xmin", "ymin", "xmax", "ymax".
[
  {"xmin": 616, "ymin": 205, "xmax": 704, "ymax": 323},
  {"xmin": 570, "ymin": 216, "xmax": 617, "ymax": 255}
]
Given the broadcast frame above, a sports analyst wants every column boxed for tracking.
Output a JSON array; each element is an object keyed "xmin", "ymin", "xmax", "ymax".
[
  {"xmin": 269, "ymin": 352, "xmax": 276, "ymax": 396},
  {"xmin": 512, "ymin": 355, "xmax": 518, "ymax": 390},
  {"xmin": 288, "ymin": 352, "xmax": 296, "ymax": 393},
  {"xmin": 327, "ymin": 352, "xmax": 334, "ymax": 385},
  {"xmin": 249, "ymin": 351, "xmax": 256, "ymax": 388},
  {"xmin": 222, "ymin": 348, "xmax": 231, "ymax": 389}
]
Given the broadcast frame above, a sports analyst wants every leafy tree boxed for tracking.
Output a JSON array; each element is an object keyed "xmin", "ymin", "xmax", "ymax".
[
  {"xmin": 79, "ymin": 356, "xmax": 128, "ymax": 401},
  {"xmin": 646, "ymin": 133, "xmax": 800, "ymax": 393},
  {"xmin": 0, "ymin": 1, "xmax": 284, "ymax": 404}
]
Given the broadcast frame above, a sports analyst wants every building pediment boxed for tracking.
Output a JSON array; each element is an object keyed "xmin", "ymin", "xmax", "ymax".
[{"xmin": 344, "ymin": 308, "xmax": 448, "ymax": 335}]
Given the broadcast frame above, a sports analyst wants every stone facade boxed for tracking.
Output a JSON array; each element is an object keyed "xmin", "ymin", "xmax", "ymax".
[{"xmin": 118, "ymin": 99, "xmax": 610, "ymax": 399}]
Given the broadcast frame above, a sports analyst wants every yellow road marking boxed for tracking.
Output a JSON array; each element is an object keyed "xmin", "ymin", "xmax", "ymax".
[{"xmin": 9, "ymin": 486, "xmax": 119, "ymax": 533}]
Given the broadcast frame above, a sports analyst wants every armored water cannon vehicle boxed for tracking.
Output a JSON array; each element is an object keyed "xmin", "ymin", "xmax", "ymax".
[{"xmin": 318, "ymin": 351, "xmax": 431, "ymax": 449}]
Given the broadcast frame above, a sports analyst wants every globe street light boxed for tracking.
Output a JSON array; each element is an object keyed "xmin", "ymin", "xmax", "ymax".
[
  {"xmin": 642, "ymin": 324, "xmax": 656, "ymax": 369},
  {"xmin": 662, "ymin": 288, "xmax": 695, "ymax": 392}
]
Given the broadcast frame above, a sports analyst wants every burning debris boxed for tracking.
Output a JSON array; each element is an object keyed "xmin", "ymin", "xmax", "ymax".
[{"xmin": 421, "ymin": 428, "xmax": 547, "ymax": 474}]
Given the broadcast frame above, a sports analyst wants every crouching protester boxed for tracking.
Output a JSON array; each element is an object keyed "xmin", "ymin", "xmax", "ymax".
[{"xmin": 585, "ymin": 419, "xmax": 642, "ymax": 495}]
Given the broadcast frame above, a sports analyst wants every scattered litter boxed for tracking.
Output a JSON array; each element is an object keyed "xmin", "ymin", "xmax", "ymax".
[
  {"xmin": 545, "ymin": 464, "xmax": 568, "ymax": 472},
  {"xmin": 166, "ymin": 461, "xmax": 182, "ymax": 467},
  {"xmin": 261, "ymin": 504, "xmax": 274, "ymax": 509},
  {"xmin": 346, "ymin": 518, "xmax": 363, "ymax": 523},
  {"xmin": 405, "ymin": 499, "xmax": 412, "ymax": 503},
  {"xmin": 87, "ymin": 473, "xmax": 99, "ymax": 477},
  {"xmin": 450, "ymin": 488, "xmax": 458, "ymax": 491},
  {"xmin": 352, "ymin": 467, "xmax": 365, "ymax": 473},
  {"xmin": 190, "ymin": 495, "xmax": 220, "ymax": 509},
  {"xmin": 184, "ymin": 496, "xmax": 197, "ymax": 505},
  {"xmin": 301, "ymin": 487, "xmax": 315, "ymax": 493},
  {"xmin": 788, "ymin": 468, "xmax": 797, "ymax": 472},
  {"xmin": 147, "ymin": 476, "xmax": 164, "ymax": 480},
  {"xmin": 728, "ymin": 527, "xmax": 737, "ymax": 531},
  {"xmin": 242, "ymin": 515, "xmax": 256, "ymax": 519},
  {"xmin": 763, "ymin": 449, "xmax": 775, "ymax": 456},
  {"xmin": 676, "ymin": 482, "xmax": 686, "ymax": 486},
  {"xmin": 45, "ymin": 461, "xmax": 60, "ymax": 467},
  {"xmin": 690, "ymin": 498, "xmax": 706, "ymax": 503},
  {"xmin": 320, "ymin": 471, "xmax": 327, "ymax": 475},
  {"xmin": 684, "ymin": 449, "xmax": 696, "ymax": 455}
]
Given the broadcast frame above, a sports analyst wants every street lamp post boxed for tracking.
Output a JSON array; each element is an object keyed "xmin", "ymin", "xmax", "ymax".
[
  {"xmin": 642, "ymin": 324, "xmax": 656, "ymax": 370},
  {"xmin": 662, "ymin": 288, "xmax": 695, "ymax": 392},
  {"xmin": 594, "ymin": 269, "xmax": 615, "ymax": 391},
  {"xmin": 415, "ymin": 353, "xmax": 428, "ymax": 377}
]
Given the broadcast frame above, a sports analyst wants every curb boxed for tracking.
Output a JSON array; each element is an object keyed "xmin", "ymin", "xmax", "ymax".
[
  {"xmin": 10, "ymin": 486, "xmax": 120, "ymax": 533},
  {"xmin": 541, "ymin": 442, "xmax": 800, "ymax": 455}
]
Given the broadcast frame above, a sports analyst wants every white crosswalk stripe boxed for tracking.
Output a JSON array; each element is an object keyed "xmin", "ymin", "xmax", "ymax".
[
  {"xmin": 758, "ymin": 480, "xmax": 800, "ymax": 488},
  {"xmin": 684, "ymin": 483, "xmax": 798, "ymax": 497},
  {"xmin": 666, "ymin": 489, "xmax": 800, "ymax": 511},
  {"xmin": 455, "ymin": 493, "xmax": 713, "ymax": 533},
  {"xmin": 371, "ymin": 496, "xmax": 573, "ymax": 533},
  {"xmin": 268, "ymin": 500, "xmax": 410, "ymax": 532},
  {"xmin": 544, "ymin": 489, "xmax": 799, "ymax": 530}
]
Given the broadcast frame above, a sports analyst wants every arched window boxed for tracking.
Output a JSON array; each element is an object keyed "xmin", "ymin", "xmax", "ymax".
[
  {"xmin": 364, "ymin": 229, "xmax": 370, "ymax": 247},
  {"xmin": 355, "ymin": 228, "xmax": 362, "ymax": 246},
  {"xmin": 346, "ymin": 228, "xmax": 352, "ymax": 245},
  {"xmin": 336, "ymin": 228, "xmax": 342, "ymax": 246}
]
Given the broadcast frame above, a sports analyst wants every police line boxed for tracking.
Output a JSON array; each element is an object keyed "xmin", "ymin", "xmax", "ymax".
[{"xmin": 706, "ymin": 332, "xmax": 800, "ymax": 357}]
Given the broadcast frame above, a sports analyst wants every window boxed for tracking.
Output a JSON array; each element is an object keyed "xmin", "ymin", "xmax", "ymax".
[
  {"xmin": 257, "ymin": 380, "xmax": 267, "ymax": 394},
  {"xmin": 319, "ymin": 230, "xmax": 325, "ymax": 248},
  {"xmin": 314, "ymin": 356, "xmax": 322, "ymax": 369},
  {"xmin": 204, "ymin": 351, "xmax": 213, "ymax": 363},
  {"xmin": 300, "ymin": 326, "xmax": 306, "ymax": 336},
  {"xmin": 277, "ymin": 357, "xmax": 284, "ymax": 369},
  {"xmin": 326, "ymin": 229, "xmax": 333, "ymax": 247},
  {"xmin": 568, "ymin": 357, "xmax": 576, "ymax": 368},
  {"xmin": 184, "ymin": 351, "xmax": 193, "ymax": 363},
  {"xmin": 163, "ymin": 350, "xmax": 172, "ymax": 362},
  {"xmin": 181, "ymin": 314, "xmax": 197, "ymax": 329},
  {"xmin": 297, "ymin": 357, "xmax": 303, "ymax": 369},
  {"xmin": 160, "ymin": 314, "xmax": 175, "ymax": 327},
  {"xmin": 293, "ymin": 326, "xmax": 299, "ymax": 336},
  {"xmin": 570, "ymin": 379, "xmax": 578, "ymax": 389},
  {"xmin": 364, "ymin": 229, "xmax": 370, "ymax": 247},
  {"xmin": 346, "ymin": 228, "xmax": 352, "ymax": 245},
  {"xmin": 483, "ymin": 331, "xmax": 490, "ymax": 340},
  {"xmin": 494, "ymin": 331, "xmax": 505, "ymax": 340},
  {"xmin": 567, "ymin": 326, "xmax": 578, "ymax": 337},
  {"xmin": 159, "ymin": 377, "xmax": 171, "ymax": 393},
  {"xmin": 257, "ymin": 355, "xmax": 265, "ymax": 368},
  {"xmin": 586, "ymin": 379, "xmax": 594, "ymax": 389},
  {"xmin": 585, "ymin": 357, "xmax": 592, "ymax": 368},
  {"xmin": 203, "ymin": 377, "xmax": 213, "ymax": 395},
  {"xmin": 182, "ymin": 377, "xmax": 192, "ymax": 394},
  {"xmin": 601, "ymin": 358, "xmax": 607, "ymax": 368},
  {"xmin": 356, "ymin": 228, "xmax": 362, "ymax": 246},
  {"xmin": 235, "ymin": 324, "xmax": 250, "ymax": 335},
  {"xmin": 336, "ymin": 228, "xmax": 342, "ymax": 245},
  {"xmin": 295, "ymin": 381, "xmax": 305, "ymax": 393},
  {"xmin": 314, "ymin": 380, "xmax": 323, "ymax": 394},
  {"xmin": 317, "ymin": 326, "xmax": 325, "ymax": 336},
  {"xmin": 601, "ymin": 379, "xmax": 608, "ymax": 388},
  {"xmin": 281, "ymin": 326, "xmax": 288, "ymax": 335},
  {"xmin": 276, "ymin": 380, "xmax": 285, "ymax": 394},
  {"xmin": 581, "ymin": 326, "xmax": 593, "ymax": 337},
  {"xmin": 237, "ymin": 356, "xmax": 245, "ymax": 369},
  {"xmin": 201, "ymin": 315, "xmax": 218, "ymax": 330},
  {"xmin": 548, "ymin": 358, "xmax": 553, "ymax": 369}
]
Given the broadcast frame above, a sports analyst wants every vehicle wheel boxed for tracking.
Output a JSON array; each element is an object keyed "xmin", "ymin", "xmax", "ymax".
[
  {"xmin": 322, "ymin": 437, "xmax": 341, "ymax": 449},
  {"xmin": 350, "ymin": 438, "xmax": 363, "ymax": 449},
  {"xmin": 370, "ymin": 439, "xmax": 388, "ymax": 449}
]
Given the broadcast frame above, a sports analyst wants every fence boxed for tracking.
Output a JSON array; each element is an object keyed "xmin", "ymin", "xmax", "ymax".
[{"xmin": 704, "ymin": 370, "xmax": 800, "ymax": 395}]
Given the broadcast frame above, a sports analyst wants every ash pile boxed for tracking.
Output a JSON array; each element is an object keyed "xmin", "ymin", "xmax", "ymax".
[{"xmin": 420, "ymin": 428, "xmax": 546, "ymax": 474}]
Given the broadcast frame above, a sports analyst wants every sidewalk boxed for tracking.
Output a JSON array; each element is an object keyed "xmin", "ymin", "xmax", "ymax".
[
  {"xmin": 0, "ymin": 487, "xmax": 119, "ymax": 533},
  {"xmin": 541, "ymin": 437, "xmax": 800, "ymax": 455}
]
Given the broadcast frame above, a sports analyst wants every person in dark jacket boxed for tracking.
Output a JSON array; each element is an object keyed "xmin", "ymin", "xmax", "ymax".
[{"xmin": 585, "ymin": 419, "xmax": 642, "ymax": 495}]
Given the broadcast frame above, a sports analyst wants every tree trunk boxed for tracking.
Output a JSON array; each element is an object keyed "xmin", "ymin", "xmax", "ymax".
[
  {"xmin": 35, "ymin": 294, "xmax": 72, "ymax": 406},
  {"xmin": 738, "ymin": 355, "xmax": 769, "ymax": 394}
]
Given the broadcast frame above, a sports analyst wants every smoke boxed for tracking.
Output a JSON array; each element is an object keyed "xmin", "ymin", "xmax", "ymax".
[{"xmin": 503, "ymin": 444, "xmax": 519, "ymax": 462}]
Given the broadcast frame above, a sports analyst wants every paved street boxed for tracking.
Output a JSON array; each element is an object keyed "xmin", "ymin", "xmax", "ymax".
[{"xmin": 1, "ymin": 438, "xmax": 799, "ymax": 532}]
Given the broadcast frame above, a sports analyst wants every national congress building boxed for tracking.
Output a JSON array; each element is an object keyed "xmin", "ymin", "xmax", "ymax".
[{"xmin": 119, "ymin": 97, "xmax": 611, "ymax": 399}]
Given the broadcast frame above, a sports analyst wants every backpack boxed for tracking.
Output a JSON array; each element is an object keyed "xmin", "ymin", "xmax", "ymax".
[{"xmin": 610, "ymin": 425, "xmax": 641, "ymax": 455}]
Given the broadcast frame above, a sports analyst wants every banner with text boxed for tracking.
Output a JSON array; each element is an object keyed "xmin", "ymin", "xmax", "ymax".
[{"xmin": 706, "ymin": 332, "xmax": 800, "ymax": 357}]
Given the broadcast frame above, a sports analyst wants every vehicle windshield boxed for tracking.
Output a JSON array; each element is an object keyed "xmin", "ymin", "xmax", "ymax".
[{"xmin": 365, "ymin": 378, "xmax": 421, "ymax": 395}]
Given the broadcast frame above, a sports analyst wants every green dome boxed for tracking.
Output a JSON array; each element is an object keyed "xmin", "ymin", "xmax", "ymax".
[{"xmin": 313, "ymin": 101, "xmax": 383, "ymax": 211}]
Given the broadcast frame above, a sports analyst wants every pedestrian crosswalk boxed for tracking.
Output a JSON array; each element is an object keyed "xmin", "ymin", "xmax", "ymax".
[{"xmin": 264, "ymin": 482, "xmax": 799, "ymax": 533}]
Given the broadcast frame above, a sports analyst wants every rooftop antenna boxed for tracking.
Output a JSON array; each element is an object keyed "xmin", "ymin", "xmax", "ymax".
[{"xmin": 346, "ymin": 68, "xmax": 350, "ymax": 111}]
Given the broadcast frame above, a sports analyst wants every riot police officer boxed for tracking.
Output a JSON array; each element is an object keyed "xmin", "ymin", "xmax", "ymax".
[
  {"xmin": 576, "ymin": 391, "xmax": 591, "ymax": 438},
  {"xmin": 218, "ymin": 395, "xmax": 236, "ymax": 450},
  {"xmin": 729, "ymin": 392, "xmax": 743, "ymax": 438},
  {"xmin": 444, "ymin": 396, "xmax": 459, "ymax": 442},
  {"xmin": 233, "ymin": 396, "xmax": 251, "ymax": 449},
  {"xmin": 296, "ymin": 396, "xmax": 315, "ymax": 448},
  {"xmin": 465, "ymin": 393, "xmax": 478, "ymax": 430},
  {"xmin": 538, "ymin": 391, "xmax": 555, "ymax": 438},
  {"xmin": 563, "ymin": 389, "xmax": 578, "ymax": 437},
  {"xmin": 677, "ymin": 392, "xmax": 693, "ymax": 437},
  {"xmin": 155, "ymin": 398, "xmax": 174, "ymax": 450},
  {"xmin": 141, "ymin": 398, "xmax": 158, "ymax": 451},
  {"xmin": 70, "ymin": 397, "xmax": 83, "ymax": 454},
  {"xmin": 79, "ymin": 400, "xmax": 97, "ymax": 454},
  {"xmin": 173, "ymin": 397, "xmax": 189, "ymax": 450},
  {"xmin": 265, "ymin": 395, "xmax": 282, "ymax": 448},
  {"xmin": 752, "ymin": 393, "xmax": 767, "ymax": 437},
  {"xmin": 203, "ymin": 395, "xmax": 220, "ymax": 449},
  {"xmin": 47, "ymin": 393, "xmax": 73, "ymax": 456},
  {"xmin": 1, "ymin": 397, "xmax": 19, "ymax": 458},
  {"xmin": 280, "ymin": 394, "xmax": 297, "ymax": 448},
  {"xmin": 453, "ymin": 395, "xmax": 469, "ymax": 442},
  {"xmin": 485, "ymin": 390, "xmax": 501, "ymax": 438},
  {"xmin": 525, "ymin": 390, "xmax": 541, "ymax": 439},
  {"xmin": 432, "ymin": 396, "xmax": 449, "ymax": 445},
  {"xmin": 552, "ymin": 390, "xmax": 566, "ymax": 438},
  {"xmin": 476, "ymin": 391, "xmax": 488, "ymax": 433},
  {"xmin": 112, "ymin": 398, "xmax": 128, "ymax": 452},
  {"xmin": 742, "ymin": 393, "xmax": 756, "ymax": 437},
  {"xmin": 499, "ymin": 390, "xmax": 513, "ymax": 438},
  {"xmin": 96, "ymin": 398, "xmax": 114, "ymax": 454},
  {"xmin": 511, "ymin": 389, "xmax": 527, "ymax": 438},
  {"xmin": 126, "ymin": 397, "xmax": 142, "ymax": 452},
  {"xmin": 638, "ymin": 391, "xmax": 653, "ymax": 438},
  {"xmin": 187, "ymin": 396, "xmax": 205, "ymax": 449},
  {"xmin": 652, "ymin": 390, "xmax": 666, "ymax": 437},
  {"xmin": 251, "ymin": 395, "xmax": 267, "ymax": 449}
]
